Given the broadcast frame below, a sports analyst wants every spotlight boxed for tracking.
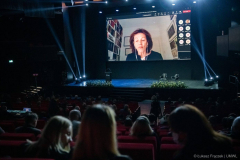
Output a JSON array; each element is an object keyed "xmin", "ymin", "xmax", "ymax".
[
  {"xmin": 152, "ymin": 6, "xmax": 155, "ymax": 8},
  {"xmin": 85, "ymin": 0, "xmax": 88, "ymax": 1},
  {"xmin": 105, "ymin": 1, "xmax": 108, "ymax": 4},
  {"xmin": 83, "ymin": 75, "xmax": 86, "ymax": 80},
  {"xmin": 215, "ymin": 75, "xmax": 219, "ymax": 82},
  {"xmin": 75, "ymin": 78, "xmax": 78, "ymax": 81},
  {"xmin": 80, "ymin": 77, "xmax": 82, "ymax": 79},
  {"xmin": 193, "ymin": 1, "xmax": 197, "ymax": 3},
  {"xmin": 172, "ymin": 4, "xmax": 175, "ymax": 6},
  {"xmin": 116, "ymin": 9, "xmax": 119, "ymax": 12},
  {"xmin": 133, "ymin": 7, "xmax": 136, "ymax": 10},
  {"xmin": 126, "ymin": 0, "xmax": 128, "ymax": 1},
  {"xmin": 99, "ymin": 11, "xmax": 102, "ymax": 14},
  {"xmin": 86, "ymin": 3, "xmax": 88, "ymax": 6},
  {"xmin": 9, "ymin": 60, "xmax": 13, "ymax": 63},
  {"xmin": 210, "ymin": 77, "xmax": 213, "ymax": 80},
  {"xmin": 204, "ymin": 79, "xmax": 214, "ymax": 86}
]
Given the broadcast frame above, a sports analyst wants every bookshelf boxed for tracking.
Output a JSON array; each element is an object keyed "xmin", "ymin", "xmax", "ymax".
[
  {"xmin": 167, "ymin": 15, "xmax": 178, "ymax": 59},
  {"xmin": 107, "ymin": 19, "xmax": 123, "ymax": 61}
]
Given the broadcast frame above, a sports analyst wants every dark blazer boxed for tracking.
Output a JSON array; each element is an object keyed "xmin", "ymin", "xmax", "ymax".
[
  {"xmin": 21, "ymin": 142, "xmax": 72, "ymax": 160},
  {"xmin": 15, "ymin": 125, "xmax": 41, "ymax": 136},
  {"xmin": 126, "ymin": 50, "xmax": 163, "ymax": 61}
]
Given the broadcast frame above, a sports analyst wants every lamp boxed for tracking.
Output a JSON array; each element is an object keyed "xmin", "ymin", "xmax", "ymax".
[
  {"xmin": 160, "ymin": 73, "xmax": 167, "ymax": 81},
  {"xmin": 171, "ymin": 74, "xmax": 179, "ymax": 81}
]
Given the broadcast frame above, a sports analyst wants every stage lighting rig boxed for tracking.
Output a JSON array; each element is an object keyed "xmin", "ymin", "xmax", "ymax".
[
  {"xmin": 214, "ymin": 75, "xmax": 219, "ymax": 82},
  {"xmin": 75, "ymin": 77, "xmax": 82, "ymax": 84},
  {"xmin": 204, "ymin": 78, "xmax": 214, "ymax": 86}
]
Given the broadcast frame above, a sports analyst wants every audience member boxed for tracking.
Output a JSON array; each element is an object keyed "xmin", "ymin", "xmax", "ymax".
[
  {"xmin": 15, "ymin": 113, "xmax": 41, "ymax": 136},
  {"xmin": 130, "ymin": 116, "xmax": 160, "ymax": 150},
  {"xmin": 0, "ymin": 127, "xmax": 5, "ymax": 134},
  {"xmin": 72, "ymin": 104, "xmax": 131, "ymax": 160},
  {"xmin": 124, "ymin": 116, "xmax": 133, "ymax": 127},
  {"xmin": 208, "ymin": 115, "xmax": 218, "ymax": 127},
  {"xmin": 111, "ymin": 104, "xmax": 117, "ymax": 113},
  {"xmin": 0, "ymin": 105, "xmax": 12, "ymax": 120},
  {"xmin": 168, "ymin": 105, "xmax": 235, "ymax": 160},
  {"xmin": 230, "ymin": 116, "xmax": 240, "ymax": 139},
  {"xmin": 48, "ymin": 95, "xmax": 59, "ymax": 117},
  {"xmin": 130, "ymin": 116, "xmax": 153, "ymax": 136},
  {"xmin": 219, "ymin": 117, "xmax": 233, "ymax": 135},
  {"xmin": 69, "ymin": 109, "xmax": 81, "ymax": 141},
  {"xmin": 148, "ymin": 113, "xmax": 157, "ymax": 127},
  {"xmin": 96, "ymin": 95, "xmax": 102, "ymax": 104},
  {"xmin": 119, "ymin": 104, "xmax": 131, "ymax": 120},
  {"xmin": 74, "ymin": 106, "xmax": 80, "ymax": 111},
  {"xmin": 150, "ymin": 95, "xmax": 162, "ymax": 119},
  {"xmin": 22, "ymin": 116, "xmax": 73, "ymax": 160},
  {"xmin": 167, "ymin": 97, "xmax": 172, "ymax": 104}
]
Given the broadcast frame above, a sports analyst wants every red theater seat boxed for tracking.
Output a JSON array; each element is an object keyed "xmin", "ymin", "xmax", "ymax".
[
  {"xmin": 161, "ymin": 137, "xmax": 175, "ymax": 144},
  {"xmin": 158, "ymin": 131, "xmax": 171, "ymax": 138},
  {"xmin": 160, "ymin": 144, "xmax": 182, "ymax": 160},
  {"xmin": 117, "ymin": 136, "xmax": 157, "ymax": 153},
  {"xmin": 118, "ymin": 143, "xmax": 155, "ymax": 160},
  {"xmin": 0, "ymin": 133, "xmax": 36, "ymax": 141},
  {"xmin": 0, "ymin": 140, "xmax": 26, "ymax": 157},
  {"xmin": 0, "ymin": 158, "xmax": 54, "ymax": 160},
  {"xmin": 0, "ymin": 122, "xmax": 15, "ymax": 132}
]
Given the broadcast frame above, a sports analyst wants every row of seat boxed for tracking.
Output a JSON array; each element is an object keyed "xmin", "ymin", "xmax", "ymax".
[
  {"xmin": 1, "ymin": 135, "xmax": 240, "ymax": 160},
  {"xmin": 0, "ymin": 119, "xmax": 46, "ymax": 132},
  {"xmin": 0, "ymin": 140, "xmax": 155, "ymax": 160}
]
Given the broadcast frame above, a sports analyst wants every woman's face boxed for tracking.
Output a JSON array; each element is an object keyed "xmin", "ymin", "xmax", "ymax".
[
  {"xmin": 134, "ymin": 33, "xmax": 148, "ymax": 53},
  {"xmin": 61, "ymin": 125, "xmax": 72, "ymax": 148}
]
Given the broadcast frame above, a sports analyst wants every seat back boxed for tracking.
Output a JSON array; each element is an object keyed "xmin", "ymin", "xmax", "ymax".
[
  {"xmin": 0, "ymin": 140, "xmax": 26, "ymax": 157},
  {"xmin": 161, "ymin": 137, "xmax": 175, "ymax": 144},
  {"xmin": 118, "ymin": 136, "xmax": 157, "ymax": 152},
  {"xmin": 160, "ymin": 144, "xmax": 182, "ymax": 160},
  {"xmin": 118, "ymin": 143, "xmax": 155, "ymax": 160},
  {"xmin": 0, "ymin": 133, "xmax": 36, "ymax": 141}
]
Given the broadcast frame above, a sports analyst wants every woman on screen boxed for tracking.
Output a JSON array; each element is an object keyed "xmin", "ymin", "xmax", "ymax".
[{"xmin": 126, "ymin": 28, "xmax": 163, "ymax": 61}]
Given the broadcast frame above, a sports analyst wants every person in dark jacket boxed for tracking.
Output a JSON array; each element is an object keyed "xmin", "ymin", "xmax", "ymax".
[
  {"xmin": 150, "ymin": 95, "xmax": 162, "ymax": 119},
  {"xmin": 126, "ymin": 28, "xmax": 163, "ymax": 61},
  {"xmin": 15, "ymin": 113, "xmax": 41, "ymax": 136}
]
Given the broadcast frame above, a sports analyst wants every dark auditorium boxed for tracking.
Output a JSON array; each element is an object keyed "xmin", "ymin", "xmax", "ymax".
[{"xmin": 1, "ymin": 0, "xmax": 240, "ymax": 160}]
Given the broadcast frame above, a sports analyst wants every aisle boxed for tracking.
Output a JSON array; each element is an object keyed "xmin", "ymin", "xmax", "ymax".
[{"xmin": 138, "ymin": 100, "xmax": 165, "ymax": 115}]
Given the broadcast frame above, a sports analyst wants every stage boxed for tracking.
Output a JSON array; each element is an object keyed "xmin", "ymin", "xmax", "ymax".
[
  {"xmin": 65, "ymin": 79, "xmax": 219, "ymax": 89},
  {"xmin": 46, "ymin": 79, "xmax": 235, "ymax": 102}
]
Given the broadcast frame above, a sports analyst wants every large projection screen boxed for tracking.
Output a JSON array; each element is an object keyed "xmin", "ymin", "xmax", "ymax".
[{"xmin": 107, "ymin": 10, "xmax": 191, "ymax": 61}]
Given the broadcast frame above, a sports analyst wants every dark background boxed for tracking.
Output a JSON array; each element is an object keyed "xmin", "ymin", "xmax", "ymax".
[{"xmin": 0, "ymin": 0, "xmax": 240, "ymax": 93}]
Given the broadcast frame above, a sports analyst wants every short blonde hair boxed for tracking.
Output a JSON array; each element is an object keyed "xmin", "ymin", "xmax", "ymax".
[
  {"xmin": 26, "ymin": 116, "xmax": 72, "ymax": 154},
  {"xmin": 130, "ymin": 116, "xmax": 153, "ymax": 136},
  {"xmin": 72, "ymin": 104, "xmax": 119, "ymax": 160}
]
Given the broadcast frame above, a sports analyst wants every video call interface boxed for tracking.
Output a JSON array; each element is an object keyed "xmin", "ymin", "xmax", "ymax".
[{"xmin": 106, "ymin": 9, "xmax": 191, "ymax": 61}]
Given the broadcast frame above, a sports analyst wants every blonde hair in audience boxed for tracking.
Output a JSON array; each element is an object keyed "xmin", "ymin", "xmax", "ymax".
[
  {"xmin": 72, "ymin": 104, "xmax": 119, "ymax": 160},
  {"xmin": 26, "ymin": 116, "xmax": 72, "ymax": 154},
  {"xmin": 130, "ymin": 116, "xmax": 153, "ymax": 136}
]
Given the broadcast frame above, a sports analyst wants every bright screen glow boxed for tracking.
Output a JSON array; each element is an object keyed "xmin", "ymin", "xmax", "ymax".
[{"xmin": 106, "ymin": 10, "xmax": 191, "ymax": 61}]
